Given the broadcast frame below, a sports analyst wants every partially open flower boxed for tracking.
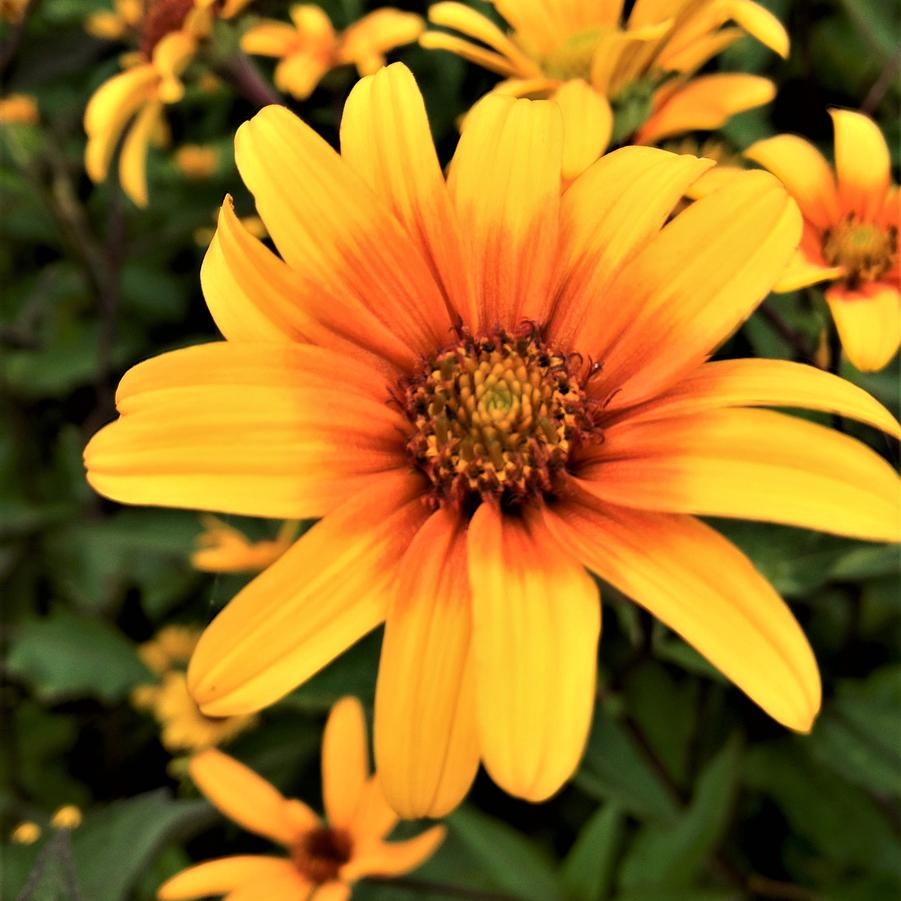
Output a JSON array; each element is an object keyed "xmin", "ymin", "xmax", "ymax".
[{"xmin": 158, "ymin": 697, "xmax": 444, "ymax": 901}]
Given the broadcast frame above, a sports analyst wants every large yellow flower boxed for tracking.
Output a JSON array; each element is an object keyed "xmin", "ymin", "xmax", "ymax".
[
  {"xmin": 85, "ymin": 64, "xmax": 901, "ymax": 817},
  {"xmin": 240, "ymin": 4, "xmax": 423, "ymax": 100},
  {"xmin": 423, "ymin": 0, "xmax": 788, "ymax": 178},
  {"xmin": 746, "ymin": 109, "xmax": 900, "ymax": 372},
  {"xmin": 158, "ymin": 697, "xmax": 444, "ymax": 901}
]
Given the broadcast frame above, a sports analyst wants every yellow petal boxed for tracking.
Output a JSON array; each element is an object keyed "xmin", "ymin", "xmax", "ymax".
[
  {"xmin": 829, "ymin": 108, "xmax": 891, "ymax": 221},
  {"xmin": 467, "ymin": 504, "xmax": 600, "ymax": 802},
  {"xmin": 553, "ymin": 79, "xmax": 612, "ymax": 181},
  {"xmin": 84, "ymin": 343, "xmax": 406, "ymax": 520},
  {"xmin": 827, "ymin": 282, "xmax": 901, "ymax": 373},
  {"xmin": 234, "ymin": 104, "xmax": 453, "ymax": 366},
  {"xmin": 343, "ymin": 826, "xmax": 446, "ymax": 880},
  {"xmin": 550, "ymin": 145, "xmax": 714, "ymax": 349},
  {"xmin": 375, "ymin": 509, "xmax": 479, "ymax": 818},
  {"xmin": 118, "ymin": 99, "xmax": 162, "ymax": 207},
  {"xmin": 638, "ymin": 73, "xmax": 775, "ymax": 144},
  {"xmin": 340, "ymin": 63, "xmax": 475, "ymax": 326},
  {"xmin": 544, "ymin": 495, "xmax": 821, "ymax": 732},
  {"xmin": 158, "ymin": 856, "xmax": 298, "ymax": 900},
  {"xmin": 189, "ymin": 472, "xmax": 430, "ymax": 716},
  {"xmin": 189, "ymin": 750, "xmax": 315, "ymax": 845},
  {"xmin": 627, "ymin": 357, "xmax": 901, "ymax": 438},
  {"xmin": 240, "ymin": 20, "xmax": 301, "ymax": 57},
  {"xmin": 586, "ymin": 169, "xmax": 801, "ymax": 406},
  {"xmin": 745, "ymin": 133, "xmax": 840, "ymax": 229},
  {"xmin": 322, "ymin": 697, "xmax": 369, "ymax": 828},
  {"xmin": 84, "ymin": 65, "xmax": 157, "ymax": 183},
  {"xmin": 448, "ymin": 94, "xmax": 563, "ymax": 329},
  {"xmin": 579, "ymin": 407, "xmax": 901, "ymax": 542}
]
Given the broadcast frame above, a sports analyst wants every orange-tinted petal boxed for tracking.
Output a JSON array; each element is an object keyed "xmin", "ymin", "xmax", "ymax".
[
  {"xmin": 826, "ymin": 282, "xmax": 901, "ymax": 373},
  {"xmin": 84, "ymin": 343, "xmax": 405, "ymax": 520},
  {"xmin": 578, "ymin": 407, "xmax": 901, "ymax": 542},
  {"xmin": 322, "ymin": 697, "xmax": 369, "ymax": 829},
  {"xmin": 448, "ymin": 95, "xmax": 563, "ymax": 330},
  {"xmin": 829, "ymin": 108, "xmax": 891, "ymax": 221},
  {"xmin": 467, "ymin": 504, "xmax": 600, "ymax": 801},
  {"xmin": 189, "ymin": 472, "xmax": 429, "ymax": 716},
  {"xmin": 545, "ymin": 493, "xmax": 821, "ymax": 732},
  {"xmin": 375, "ymin": 509, "xmax": 479, "ymax": 818},
  {"xmin": 340, "ymin": 63, "xmax": 474, "ymax": 325},
  {"xmin": 234, "ymin": 105, "xmax": 452, "ymax": 366},
  {"xmin": 189, "ymin": 750, "xmax": 315, "ymax": 845}
]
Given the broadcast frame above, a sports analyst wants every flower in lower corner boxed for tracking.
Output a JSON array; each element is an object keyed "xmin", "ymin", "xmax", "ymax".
[
  {"xmin": 240, "ymin": 3, "xmax": 423, "ymax": 100},
  {"xmin": 746, "ymin": 109, "xmax": 900, "ymax": 372},
  {"xmin": 133, "ymin": 625, "xmax": 257, "ymax": 752},
  {"xmin": 158, "ymin": 697, "xmax": 444, "ymax": 901},
  {"xmin": 84, "ymin": 63, "xmax": 901, "ymax": 818},
  {"xmin": 421, "ymin": 0, "xmax": 787, "ymax": 179},
  {"xmin": 191, "ymin": 515, "xmax": 298, "ymax": 572}
]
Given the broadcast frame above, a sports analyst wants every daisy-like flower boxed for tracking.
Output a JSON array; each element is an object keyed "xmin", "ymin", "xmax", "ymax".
[
  {"xmin": 83, "ymin": 0, "xmax": 251, "ymax": 207},
  {"xmin": 158, "ymin": 697, "xmax": 445, "ymax": 901},
  {"xmin": 746, "ymin": 109, "xmax": 900, "ymax": 372},
  {"xmin": 240, "ymin": 4, "xmax": 423, "ymax": 100},
  {"xmin": 192, "ymin": 515, "xmax": 298, "ymax": 573},
  {"xmin": 422, "ymin": 0, "xmax": 787, "ymax": 179},
  {"xmin": 85, "ymin": 64, "xmax": 901, "ymax": 816},
  {"xmin": 133, "ymin": 626, "xmax": 257, "ymax": 752}
]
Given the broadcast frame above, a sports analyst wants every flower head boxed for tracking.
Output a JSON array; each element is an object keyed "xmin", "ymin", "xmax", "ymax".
[
  {"xmin": 133, "ymin": 626, "xmax": 257, "ymax": 752},
  {"xmin": 85, "ymin": 64, "xmax": 901, "ymax": 816},
  {"xmin": 158, "ymin": 697, "xmax": 444, "ymax": 901},
  {"xmin": 746, "ymin": 109, "xmax": 900, "ymax": 371},
  {"xmin": 192, "ymin": 515, "xmax": 298, "ymax": 572},
  {"xmin": 240, "ymin": 4, "xmax": 423, "ymax": 100},
  {"xmin": 422, "ymin": 0, "xmax": 787, "ymax": 178}
]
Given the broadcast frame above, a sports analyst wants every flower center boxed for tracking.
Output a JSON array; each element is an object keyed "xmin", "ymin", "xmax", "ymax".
[
  {"xmin": 292, "ymin": 827, "xmax": 353, "ymax": 884},
  {"xmin": 400, "ymin": 326, "xmax": 601, "ymax": 510},
  {"xmin": 822, "ymin": 217, "xmax": 898, "ymax": 287},
  {"xmin": 140, "ymin": 0, "xmax": 197, "ymax": 57}
]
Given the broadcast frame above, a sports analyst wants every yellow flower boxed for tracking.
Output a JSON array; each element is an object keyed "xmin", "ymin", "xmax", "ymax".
[
  {"xmin": 422, "ymin": 0, "xmax": 788, "ymax": 178},
  {"xmin": 50, "ymin": 805, "xmax": 83, "ymax": 830},
  {"xmin": 192, "ymin": 515, "xmax": 298, "ymax": 572},
  {"xmin": 10, "ymin": 822, "xmax": 41, "ymax": 844},
  {"xmin": 0, "ymin": 93, "xmax": 38, "ymax": 125},
  {"xmin": 84, "ymin": 64, "xmax": 901, "ymax": 817},
  {"xmin": 158, "ymin": 697, "xmax": 445, "ymax": 901},
  {"xmin": 241, "ymin": 4, "xmax": 423, "ymax": 99},
  {"xmin": 134, "ymin": 626, "xmax": 256, "ymax": 752},
  {"xmin": 174, "ymin": 143, "xmax": 219, "ymax": 178},
  {"xmin": 85, "ymin": 0, "xmax": 143, "ymax": 41},
  {"xmin": 746, "ymin": 109, "xmax": 900, "ymax": 372}
]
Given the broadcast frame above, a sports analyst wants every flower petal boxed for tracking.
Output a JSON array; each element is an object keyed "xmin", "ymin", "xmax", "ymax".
[
  {"xmin": 84, "ymin": 343, "xmax": 405, "ymax": 520},
  {"xmin": 637, "ymin": 73, "xmax": 775, "ymax": 144},
  {"xmin": 829, "ymin": 108, "xmax": 891, "ymax": 221},
  {"xmin": 323, "ymin": 697, "xmax": 369, "ymax": 828},
  {"xmin": 375, "ymin": 509, "xmax": 479, "ymax": 818},
  {"xmin": 234, "ymin": 104, "xmax": 452, "ymax": 366},
  {"xmin": 744, "ymin": 133, "xmax": 840, "ymax": 229},
  {"xmin": 467, "ymin": 504, "xmax": 600, "ymax": 801},
  {"xmin": 189, "ymin": 471, "xmax": 429, "ymax": 716},
  {"xmin": 159, "ymin": 856, "xmax": 300, "ymax": 901},
  {"xmin": 549, "ymin": 146, "xmax": 714, "ymax": 349},
  {"xmin": 578, "ymin": 407, "xmax": 901, "ymax": 542},
  {"xmin": 586, "ymin": 169, "xmax": 801, "ymax": 406},
  {"xmin": 448, "ymin": 94, "xmax": 563, "ymax": 329},
  {"xmin": 620, "ymin": 356, "xmax": 901, "ymax": 438},
  {"xmin": 826, "ymin": 282, "xmax": 901, "ymax": 373},
  {"xmin": 340, "ymin": 63, "xmax": 474, "ymax": 325},
  {"xmin": 553, "ymin": 79, "xmax": 612, "ymax": 181},
  {"xmin": 189, "ymin": 750, "xmax": 314, "ymax": 845},
  {"xmin": 544, "ymin": 494, "xmax": 821, "ymax": 732},
  {"xmin": 343, "ymin": 826, "xmax": 446, "ymax": 880}
]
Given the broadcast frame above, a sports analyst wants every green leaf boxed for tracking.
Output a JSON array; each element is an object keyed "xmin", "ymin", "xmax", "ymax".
[
  {"xmin": 561, "ymin": 804, "xmax": 625, "ymax": 901},
  {"xmin": 70, "ymin": 791, "xmax": 213, "ymax": 901},
  {"xmin": 619, "ymin": 739, "xmax": 740, "ymax": 890},
  {"xmin": 7, "ymin": 611, "xmax": 151, "ymax": 702},
  {"xmin": 448, "ymin": 805, "xmax": 564, "ymax": 901},
  {"xmin": 576, "ymin": 707, "xmax": 680, "ymax": 823}
]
